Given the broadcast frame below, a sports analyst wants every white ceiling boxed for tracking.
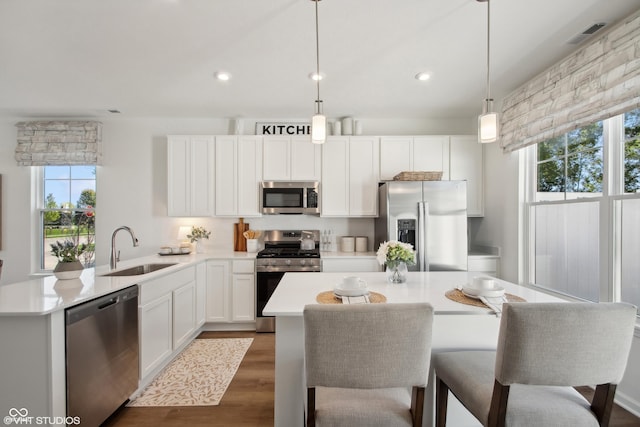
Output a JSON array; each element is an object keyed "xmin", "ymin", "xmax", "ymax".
[{"xmin": 0, "ymin": 0, "xmax": 638, "ymax": 120}]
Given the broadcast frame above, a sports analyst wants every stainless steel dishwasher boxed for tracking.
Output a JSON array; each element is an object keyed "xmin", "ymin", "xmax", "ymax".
[{"xmin": 65, "ymin": 285, "xmax": 139, "ymax": 426}]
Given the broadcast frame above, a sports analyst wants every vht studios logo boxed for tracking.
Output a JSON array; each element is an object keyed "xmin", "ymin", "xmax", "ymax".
[{"xmin": 3, "ymin": 408, "xmax": 80, "ymax": 425}]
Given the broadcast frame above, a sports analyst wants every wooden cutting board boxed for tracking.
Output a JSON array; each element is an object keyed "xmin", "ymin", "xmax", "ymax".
[{"xmin": 234, "ymin": 218, "xmax": 249, "ymax": 252}]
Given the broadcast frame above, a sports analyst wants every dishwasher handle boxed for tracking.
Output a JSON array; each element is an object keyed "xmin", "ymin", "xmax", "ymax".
[{"xmin": 66, "ymin": 285, "xmax": 138, "ymax": 325}]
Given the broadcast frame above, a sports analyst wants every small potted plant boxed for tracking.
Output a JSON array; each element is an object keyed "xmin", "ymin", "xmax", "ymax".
[
  {"xmin": 376, "ymin": 240, "xmax": 416, "ymax": 283},
  {"xmin": 51, "ymin": 240, "xmax": 87, "ymax": 280},
  {"xmin": 187, "ymin": 226, "xmax": 211, "ymax": 253}
]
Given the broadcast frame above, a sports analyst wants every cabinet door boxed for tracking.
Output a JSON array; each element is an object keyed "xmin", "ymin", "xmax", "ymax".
[
  {"xmin": 450, "ymin": 135, "xmax": 484, "ymax": 216},
  {"xmin": 237, "ymin": 136, "xmax": 263, "ymax": 216},
  {"xmin": 195, "ymin": 262, "xmax": 206, "ymax": 327},
  {"xmin": 232, "ymin": 274, "xmax": 255, "ymax": 322},
  {"xmin": 167, "ymin": 136, "xmax": 190, "ymax": 216},
  {"xmin": 215, "ymin": 136, "xmax": 238, "ymax": 216},
  {"xmin": 173, "ymin": 281, "xmax": 196, "ymax": 349},
  {"xmin": 190, "ymin": 136, "xmax": 215, "ymax": 216},
  {"xmin": 206, "ymin": 261, "xmax": 230, "ymax": 322},
  {"xmin": 263, "ymin": 136, "xmax": 291, "ymax": 180},
  {"xmin": 413, "ymin": 136, "xmax": 450, "ymax": 179},
  {"xmin": 379, "ymin": 137, "xmax": 412, "ymax": 180},
  {"xmin": 290, "ymin": 136, "xmax": 321, "ymax": 181},
  {"xmin": 321, "ymin": 137, "xmax": 349, "ymax": 216},
  {"xmin": 140, "ymin": 293, "xmax": 173, "ymax": 380},
  {"xmin": 349, "ymin": 137, "xmax": 379, "ymax": 216}
]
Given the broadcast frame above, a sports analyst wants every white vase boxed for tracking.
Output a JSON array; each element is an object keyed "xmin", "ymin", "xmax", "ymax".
[
  {"xmin": 195, "ymin": 241, "xmax": 206, "ymax": 253},
  {"xmin": 53, "ymin": 260, "xmax": 84, "ymax": 280}
]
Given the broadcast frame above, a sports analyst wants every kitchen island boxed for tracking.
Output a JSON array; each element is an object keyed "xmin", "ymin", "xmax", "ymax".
[{"xmin": 262, "ymin": 271, "xmax": 565, "ymax": 427}]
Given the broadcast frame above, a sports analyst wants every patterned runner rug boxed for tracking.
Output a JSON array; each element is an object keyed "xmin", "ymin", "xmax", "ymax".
[{"xmin": 128, "ymin": 338, "xmax": 253, "ymax": 406}]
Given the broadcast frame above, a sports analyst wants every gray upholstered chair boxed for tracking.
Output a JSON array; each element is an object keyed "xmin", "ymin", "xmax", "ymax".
[
  {"xmin": 432, "ymin": 302, "xmax": 637, "ymax": 427},
  {"xmin": 303, "ymin": 302, "xmax": 434, "ymax": 427}
]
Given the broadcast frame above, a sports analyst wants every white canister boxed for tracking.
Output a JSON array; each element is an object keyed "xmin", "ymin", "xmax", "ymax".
[
  {"xmin": 354, "ymin": 120, "xmax": 363, "ymax": 135},
  {"xmin": 333, "ymin": 121, "xmax": 341, "ymax": 135},
  {"xmin": 355, "ymin": 236, "xmax": 368, "ymax": 252},
  {"xmin": 341, "ymin": 117, "xmax": 353, "ymax": 135},
  {"xmin": 340, "ymin": 236, "xmax": 355, "ymax": 252},
  {"xmin": 246, "ymin": 239, "xmax": 259, "ymax": 253}
]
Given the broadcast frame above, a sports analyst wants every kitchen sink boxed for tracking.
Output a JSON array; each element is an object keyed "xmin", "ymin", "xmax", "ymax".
[{"xmin": 102, "ymin": 263, "xmax": 177, "ymax": 277}]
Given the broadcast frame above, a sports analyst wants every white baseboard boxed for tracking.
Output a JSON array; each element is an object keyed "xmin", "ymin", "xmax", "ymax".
[{"xmin": 615, "ymin": 390, "xmax": 640, "ymax": 419}]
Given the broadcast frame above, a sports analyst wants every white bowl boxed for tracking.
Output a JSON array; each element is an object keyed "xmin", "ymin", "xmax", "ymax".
[
  {"xmin": 334, "ymin": 278, "xmax": 368, "ymax": 297},
  {"xmin": 461, "ymin": 282, "xmax": 505, "ymax": 298}
]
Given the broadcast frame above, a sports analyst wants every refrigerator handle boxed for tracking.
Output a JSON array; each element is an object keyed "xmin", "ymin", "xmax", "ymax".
[{"xmin": 418, "ymin": 201, "xmax": 429, "ymax": 271}]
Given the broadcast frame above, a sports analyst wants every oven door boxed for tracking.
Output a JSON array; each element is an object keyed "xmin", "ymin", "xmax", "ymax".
[{"xmin": 256, "ymin": 270, "xmax": 285, "ymax": 332}]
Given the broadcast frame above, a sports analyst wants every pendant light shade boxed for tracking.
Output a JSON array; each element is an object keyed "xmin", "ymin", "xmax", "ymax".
[
  {"xmin": 312, "ymin": 112, "xmax": 326, "ymax": 144},
  {"xmin": 477, "ymin": 0, "xmax": 498, "ymax": 144},
  {"xmin": 310, "ymin": 0, "xmax": 326, "ymax": 144}
]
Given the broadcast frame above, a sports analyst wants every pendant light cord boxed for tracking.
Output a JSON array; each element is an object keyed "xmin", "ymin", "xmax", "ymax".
[
  {"xmin": 314, "ymin": 0, "xmax": 322, "ymax": 115},
  {"xmin": 485, "ymin": 0, "xmax": 491, "ymax": 112}
]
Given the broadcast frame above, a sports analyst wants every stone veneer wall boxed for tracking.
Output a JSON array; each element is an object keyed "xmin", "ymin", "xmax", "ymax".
[
  {"xmin": 500, "ymin": 9, "xmax": 640, "ymax": 153},
  {"xmin": 14, "ymin": 121, "xmax": 102, "ymax": 166}
]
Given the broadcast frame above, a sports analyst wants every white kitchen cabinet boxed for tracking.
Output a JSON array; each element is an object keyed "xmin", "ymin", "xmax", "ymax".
[
  {"xmin": 138, "ymin": 266, "xmax": 198, "ymax": 383},
  {"xmin": 167, "ymin": 135, "xmax": 215, "ymax": 216},
  {"xmin": 215, "ymin": 136, "xmax": 262, "ymax": 217},
  {"xmin": 379, "ymin": 136, "xmax": 450, "ymax": 181},
  {"xmin": 140, "ymin": 292, "xmax": 173, "ymax": 380},
  {"xmin": 206, "ymin": 259, "xmax": 255, "ymax": 326},
  {"xmin": 173, "ymin": 281, "xmax": 196, "ymax": 349},
  {"xmin": 205, "ymin": 260, "xmax": 229, "ymax": 322},
  {"xmin": 263, "ymin": 135, "xmax": 321, "ymax": 181},
  {"xmin": 195, "ymin": 262, "xmax": 206, "ymax": 327},
  {"xmin": 468, "ymin": 256, "xmax": 499, "ymax": 277},
  {"xmin": 450, "ymin": 135, "xmax": 484, "ymax": 216},
  {"xmin": 321, "ymin": 136, "xmax": 379, "ymax": 217}
]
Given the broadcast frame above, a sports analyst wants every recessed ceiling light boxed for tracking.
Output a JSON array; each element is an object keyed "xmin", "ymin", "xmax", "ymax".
[
  {"xmin": 309, "ymin": 72, "xmax": 325, "ymax": 81},
  {"xmin": 108, "ymin": 109, "xmax": 121, "ymax": 114},
  {"xmin": 415, "ymin": 72, "xmax": 431, "ymax": 81},
  {"xmin": 214, "ymin": 71, "xmax": 232, "ymax": 81}
]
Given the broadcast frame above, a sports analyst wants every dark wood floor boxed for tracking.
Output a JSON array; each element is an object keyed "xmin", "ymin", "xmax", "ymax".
[{"xmin": 105, "ymin": 331, "xmax": 640, "ymax": 426}]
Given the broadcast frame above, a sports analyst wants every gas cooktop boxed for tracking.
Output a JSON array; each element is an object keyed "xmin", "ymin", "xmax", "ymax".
[{"xmin": 257, "ymin": 247, "xmax": 320, "ymax": 259}]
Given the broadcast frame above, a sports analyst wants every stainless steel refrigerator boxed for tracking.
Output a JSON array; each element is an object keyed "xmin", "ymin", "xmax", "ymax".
[{"xmin": 375, "ymin": 181, "xmax": 468, "ymax": 271}]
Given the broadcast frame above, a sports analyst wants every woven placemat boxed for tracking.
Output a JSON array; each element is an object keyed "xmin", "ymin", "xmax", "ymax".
[
  {"xmin": 445, "ymin": 288, "xmax": 526, "ymax": 308},
  {"xmin": 316, "ymin": 290, "xmax": 387, "ymax": 304}
]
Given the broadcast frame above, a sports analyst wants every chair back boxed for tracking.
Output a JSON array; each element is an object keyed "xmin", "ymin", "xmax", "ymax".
[
  {"xmin": 495, "ymin": 302, "xmax": 636, "ymax": 387},
  {"xmin": 304, "ymin": 303, "xmax": 433, "ymax": 390}
]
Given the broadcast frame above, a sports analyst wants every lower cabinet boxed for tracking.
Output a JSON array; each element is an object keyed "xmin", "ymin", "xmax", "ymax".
[
  {"xmin": 205, "ymin": 259, "xmax": 256, "ymax": 325},
  {"xmin": 138, "ymin": 266, "xmax": 198, "ymax": 382}
]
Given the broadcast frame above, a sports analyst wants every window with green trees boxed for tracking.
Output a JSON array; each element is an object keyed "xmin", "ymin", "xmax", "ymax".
[
  {"xmin": 41, "ymin": 166, "xmax": 96, "ymax": 270},
  {"xmin": 624, "ymin": 109, "xmax": 640, "ymax": 193}
]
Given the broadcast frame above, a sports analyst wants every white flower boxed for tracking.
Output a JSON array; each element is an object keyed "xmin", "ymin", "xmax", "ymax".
[{"xmin": 376, "ymin": 240, "xmax": 416, "ymax": 266}]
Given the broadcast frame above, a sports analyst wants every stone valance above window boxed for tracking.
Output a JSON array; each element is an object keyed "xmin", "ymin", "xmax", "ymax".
[
  {"xmin": 499, "ymin": 9, "xmax": 640, "ymax": 153},
  {"xmin": 15, "ymin": 121, "xmax": 103, "ymax": 166}
]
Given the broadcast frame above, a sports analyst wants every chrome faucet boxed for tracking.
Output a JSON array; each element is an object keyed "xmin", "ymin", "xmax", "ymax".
[{"xmin": 110, "ymin": 226, "xmax": 140, "ymax": 270}]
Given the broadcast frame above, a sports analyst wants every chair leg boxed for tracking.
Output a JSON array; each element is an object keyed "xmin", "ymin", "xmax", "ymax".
[
  {"xmin": 435, "ymin": 377, "xmax": 449, "ymax": 427},
  {"xmin": 307, "ymin": 387, "xmax": 316, "ymax": 427},
  {"xmin": 487, "ymin": 380, "xmax": 509, "ymax": 427},
  {"xmin": 411, "ymin": 386, "xmax": 425, "ymax": 427},
  {"xmin": 591, "ymin": 383, "xmax": 617, "ymax": 427}
]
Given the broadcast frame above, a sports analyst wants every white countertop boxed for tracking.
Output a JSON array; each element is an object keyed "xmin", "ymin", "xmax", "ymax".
[
  {"xmin": 262, "ymin": 271, "xmax": 565, "ymax": 317},
  {"xmin": 0, "ymin": 250, "xmax": 257, "ymax": 316}
]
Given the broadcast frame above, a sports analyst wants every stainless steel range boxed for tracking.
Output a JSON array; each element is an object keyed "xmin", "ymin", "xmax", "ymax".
[{"xmin": 256, "ymin": 230, "xmax": 322, "ymax": 332}]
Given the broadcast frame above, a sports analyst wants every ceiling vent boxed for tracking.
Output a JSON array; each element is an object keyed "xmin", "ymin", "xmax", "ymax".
[{"xmin": 567, "ymin": 22, "xmax": 607, "ymax": 45}]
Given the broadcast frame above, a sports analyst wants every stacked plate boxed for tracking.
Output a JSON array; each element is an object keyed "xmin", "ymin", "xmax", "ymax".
[
  {"xmin": 461, "ymin": 277, "xmax": 505, "ymax": 299},
  {"xmin": 334, "ymin": 276, "xmax": 369, "ymax": 298}
]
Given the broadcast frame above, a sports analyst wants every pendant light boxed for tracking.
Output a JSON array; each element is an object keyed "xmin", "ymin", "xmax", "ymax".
[
  {"xmin": 477, "ymin": 0, "xmax": 498, "ymax": 143},
  {"xmin": 311, "ymin": 0, "xmax": 326, "ymax": 144}
]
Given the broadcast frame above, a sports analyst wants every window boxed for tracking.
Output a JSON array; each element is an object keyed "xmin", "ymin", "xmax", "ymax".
[
  {"xmin": 536, "ymin": 122, "xmax": 603, "ymax": 201},
  {"xmin": 525, "ymin": 109, "xmax": 640, "ymax": 316},
  {"xmin": 40, "ymin": 166, "xmax": 96, "ymax": 270}
]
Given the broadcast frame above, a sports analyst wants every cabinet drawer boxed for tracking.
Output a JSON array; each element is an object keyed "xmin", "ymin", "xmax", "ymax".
[
  {"xmin": 232, "ymin": 260, "xmax": 255, "ymax": 274},
  {"xmin": 139, "ymin": 267, "xmax": 196, "ymax": 305},
  {"xmin": 468, "ymin": 257, "xmax": 498, "ymax": 274}
]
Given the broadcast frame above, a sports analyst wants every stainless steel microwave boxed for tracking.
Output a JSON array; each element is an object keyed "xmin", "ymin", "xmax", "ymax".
[{"xmin": 260, "ymin": 181, "xmax": 320, "ymax": 215}]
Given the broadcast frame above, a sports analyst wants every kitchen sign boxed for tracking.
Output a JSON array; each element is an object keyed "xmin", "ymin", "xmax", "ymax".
[{"xmin": 255, "ymin": 122, "xmax": 311, "ymax": 135}]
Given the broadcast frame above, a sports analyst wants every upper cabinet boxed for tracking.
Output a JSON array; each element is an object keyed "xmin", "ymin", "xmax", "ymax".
[
  {"xmin": 450, "ymin": 135, "xmax": 484, "ymax": 216},
  {"xmin": 321, "ymin": 136, "xmax": 379, "ymax": 217},
  {"xmin": 263, "ymin": 136, "xmax": 321, "ymax": 181},
  {"xmin": 215, "ymin": 136, "xmax": 262, "ymax": 217},
  {"xmin": 167, "ymin": 135, "xmax": 215, "ymax": 217},
  {"xmin": 379, "ymin": 136, "xmax": 450, "ymax": 181}
]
